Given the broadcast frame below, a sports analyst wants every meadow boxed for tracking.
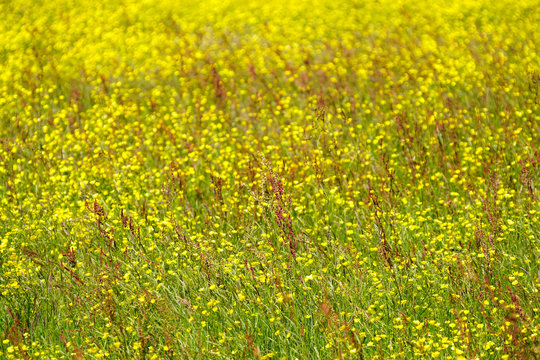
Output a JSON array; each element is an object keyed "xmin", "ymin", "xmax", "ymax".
[{"xmin": 0, "ymin": 0, "xmax": 539, "ymax": 358}]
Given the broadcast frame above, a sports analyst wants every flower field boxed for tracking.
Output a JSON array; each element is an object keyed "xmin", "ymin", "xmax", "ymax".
[{"xmin": 0, "ymin": 0, "xmax": 539, "ymax": 358}]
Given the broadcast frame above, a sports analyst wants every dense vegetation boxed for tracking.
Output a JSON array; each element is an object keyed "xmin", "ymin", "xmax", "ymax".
[{"xmin": 0, "ymin": 0, "xmax": 539, "ymax": 358}]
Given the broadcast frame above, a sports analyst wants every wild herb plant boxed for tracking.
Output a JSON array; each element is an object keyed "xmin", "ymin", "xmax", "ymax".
[{"xmin": 0, "ymin": 0, "xmax": 539, "ymax": 358}]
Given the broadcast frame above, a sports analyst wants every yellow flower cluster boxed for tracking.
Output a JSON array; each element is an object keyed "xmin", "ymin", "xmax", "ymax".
[{"xmin": 0, "ymin": 0, "xmax": 538, "ymax": 358}]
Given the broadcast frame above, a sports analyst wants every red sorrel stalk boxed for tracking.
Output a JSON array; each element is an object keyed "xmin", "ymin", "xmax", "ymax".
[{"xmin": 268, "ymin": 174, "xmax": 297, "ymax": 259}]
